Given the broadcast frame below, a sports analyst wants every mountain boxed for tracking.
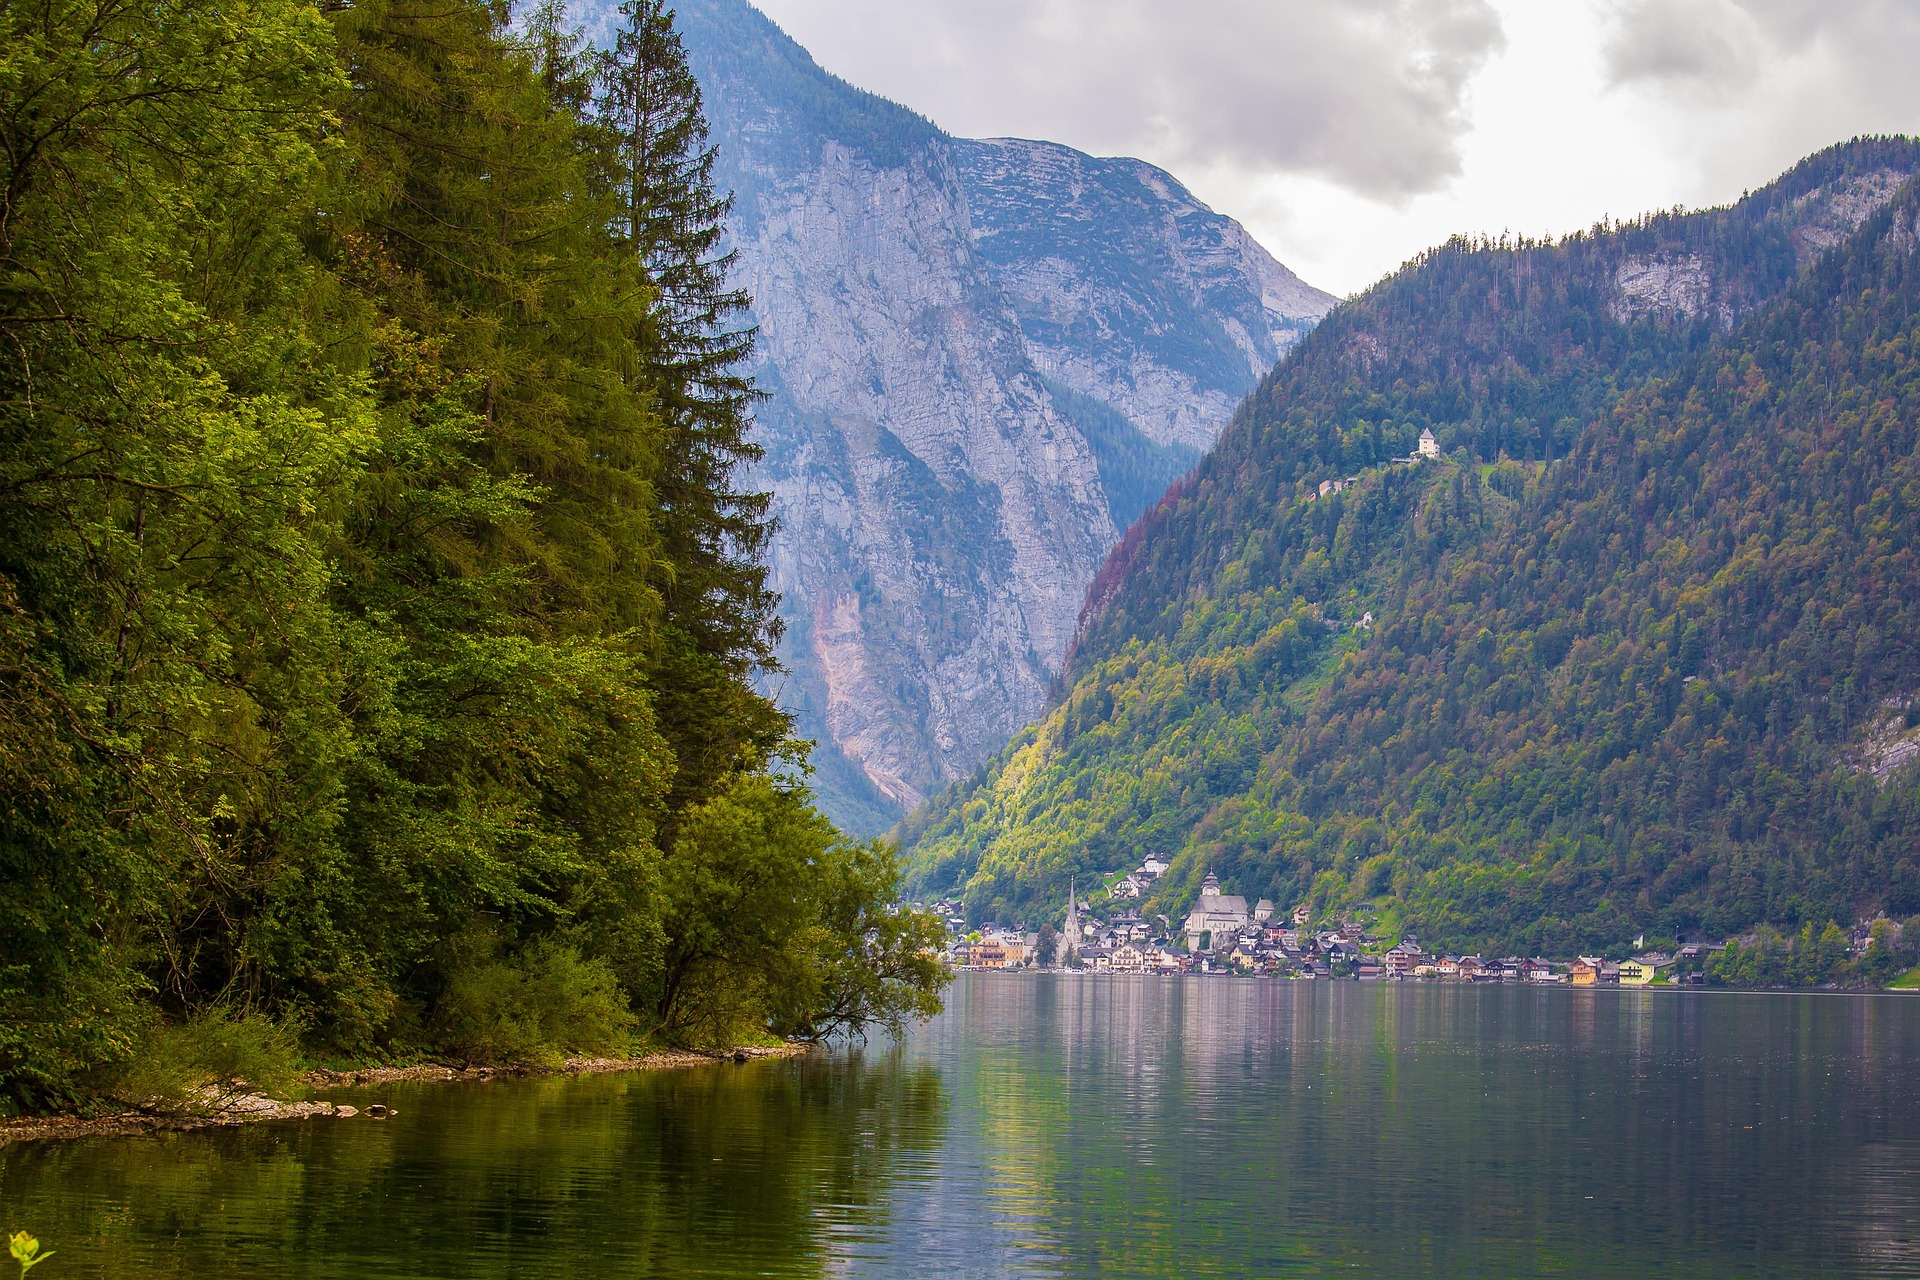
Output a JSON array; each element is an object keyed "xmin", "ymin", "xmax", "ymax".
[
  {"xmin": 898, "ymin": 138, "xmax": 1920, "ymax": 953},
  {"xmin": 672, "ymin": 0, "xmax": 1336, "ymax": 833}
]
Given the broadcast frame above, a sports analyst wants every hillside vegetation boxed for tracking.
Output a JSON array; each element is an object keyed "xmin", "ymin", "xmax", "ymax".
[
  {"xmin": 0, "ymin": 0, "xmax": 944, "ymax": 1112},
  {"xmin": 900, "ymin": 140, "xmax": 1920, "ymax": 957}
]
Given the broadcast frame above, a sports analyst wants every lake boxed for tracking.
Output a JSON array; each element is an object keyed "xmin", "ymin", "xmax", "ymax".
[{"xmin": 5, "ymin": 975, "xmax": 1919, "ymax": 1278}]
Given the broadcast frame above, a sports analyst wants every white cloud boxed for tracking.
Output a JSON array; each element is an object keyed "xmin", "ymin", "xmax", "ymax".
[
  {"xmin": 749, "ymin": 0, "xmax": 1505, "ymax": 201},
  {"xmin": 1601, "ymin": 0, "xmax": 1920, "ymax": 195},
  {"xmin": 745, "ymin": 0, "xmax": 1920, "ymax": 296},
  {"xmin": 1601, "ymin": 0, "xmax": 1762, "ymax": 98}
]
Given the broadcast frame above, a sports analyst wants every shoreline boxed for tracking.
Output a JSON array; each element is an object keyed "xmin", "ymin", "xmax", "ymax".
[
  {"xmin": 955, "ymin": 968, "xmax": 1918, "ymax": 993},
  {"xmin": 0, "ymin": 1044, "xmax": 809, "ymax": 1148}
]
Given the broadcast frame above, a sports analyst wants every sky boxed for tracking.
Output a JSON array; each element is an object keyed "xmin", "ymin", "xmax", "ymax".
[{"xmin": 744, "ymin": 0, "xmax": 1920, "ymax": 297}]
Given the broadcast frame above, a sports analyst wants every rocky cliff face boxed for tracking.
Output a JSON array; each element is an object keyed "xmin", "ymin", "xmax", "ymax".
[
  {"xmin": 676, "ymin": 0, "xmax": 1336, "ymax": 832},
  {"xmin": 954, "ymin": 137, "xmax": 1329, "ymax": 454}
]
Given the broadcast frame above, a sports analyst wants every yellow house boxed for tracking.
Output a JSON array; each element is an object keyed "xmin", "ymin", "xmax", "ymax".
[
  {"xmin": 1618, "ymin": 959, "xmax": 1654, "ymax": 987},
  {"xmin": 1569, "ymin": 960, "xmax": 1598, "ymax": 986},
  {"xmin": 968, "ymin": 939, "xmax": 1009, "ymax": 968}
]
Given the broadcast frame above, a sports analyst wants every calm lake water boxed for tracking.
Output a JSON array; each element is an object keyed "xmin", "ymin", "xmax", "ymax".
[{"xmin": 6, "ymin": 976, "xmax": 1920, "ymax": 1278}]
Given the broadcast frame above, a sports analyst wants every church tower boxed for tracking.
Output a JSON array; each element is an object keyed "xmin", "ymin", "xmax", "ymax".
[{"xmin": 1064, "ymin": 880, "xmax": 1084, "ymax": 948}]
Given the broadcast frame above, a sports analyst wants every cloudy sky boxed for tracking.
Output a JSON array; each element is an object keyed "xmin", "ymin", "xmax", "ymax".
[{"xmin": 746, "ymin": 0, "xmax": 1920, "ymax": 297}]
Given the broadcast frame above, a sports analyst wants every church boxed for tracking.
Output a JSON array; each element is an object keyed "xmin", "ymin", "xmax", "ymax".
[{"xmin": 1184, "ymin": 874, "xmax": 1251, "ymax": 952}]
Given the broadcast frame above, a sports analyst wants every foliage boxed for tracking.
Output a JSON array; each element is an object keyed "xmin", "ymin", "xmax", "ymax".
[
  {"xmin": 432, "ymin": 933, "xmax": 636, "ymax": 1067},
  {"xmin": 100, "ymin": 1010, "xmax": 305, "ymax": 1114},
  {"xmin": 1705, "ymin": 922, "xmax": 1854, "ymax": 988},
  {"xmin": 767, "ymin": 839, "xmax": 950, "ymax": 1042},
  {"xmin": 0, "ymin": 0, "xmax": 944, "ymax": 1109},
  {"xmin": 903, "ymin": 140, "xmax": 1920, "ymax": 961},
  {"xmin": 1035, "ymin": 924, "xmax": 1060, "ymax": 967},
  {"xmin": 643, "ymin": 775, "xmax": 950, "ymax": 1045},
  {"xmin": 596, "ymin": 0, "xmax": 784, "ymax": 817},
  {"xmin": 8, "ymin": 1232, "xmax": 51, "ymax": 1275}
]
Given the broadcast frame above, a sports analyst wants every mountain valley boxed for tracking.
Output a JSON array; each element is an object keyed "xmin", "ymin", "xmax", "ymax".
[{"xmin": 675, "ymin": 0, "xmax": 1336, "ymax": 831}]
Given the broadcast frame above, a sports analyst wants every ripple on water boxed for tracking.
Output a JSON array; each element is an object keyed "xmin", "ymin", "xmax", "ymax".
[{"xmin": 4, "ymin": 979, "xmax": 1920, "ymax": 1278}]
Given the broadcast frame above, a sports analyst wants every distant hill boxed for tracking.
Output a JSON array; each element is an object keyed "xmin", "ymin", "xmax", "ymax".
[
  {"xmin": 672, "ymin": 0, "xmax": 1335, "ymax": 833},
  {"xmin": 899, "ymin": 138, "xmax": 1920, "ymax": 954}
]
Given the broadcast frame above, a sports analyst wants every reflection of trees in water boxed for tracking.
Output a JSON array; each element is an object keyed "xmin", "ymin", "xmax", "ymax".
[
  {"xmin": 0, "ymin": 1054, "xmax": 947, "ymax": 1279},
  {"xmin": 939, "ymin": 975, "xmax": 1920, "ymax": 1278}
]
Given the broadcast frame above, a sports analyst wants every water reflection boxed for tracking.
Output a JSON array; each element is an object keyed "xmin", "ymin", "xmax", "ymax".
[
  {"xmin": 911, "ymin": 977, "xmax": 1920, "ymax": 1279},
  {"xmin": 5, "ymin": 979, "xmax": 1919, "ymax": 1279},
  {"xmin": 0, "ymin": 1050, "xmax": 946, "ymax": 1279}
]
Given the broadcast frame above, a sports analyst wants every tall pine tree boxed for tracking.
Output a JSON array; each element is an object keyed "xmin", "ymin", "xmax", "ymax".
[{"xmin": 597, "ymin": 0, "xmax": 784, "ymax": 807}]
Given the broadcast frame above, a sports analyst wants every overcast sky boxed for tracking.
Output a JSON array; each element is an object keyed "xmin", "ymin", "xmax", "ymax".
[{"xmin": 745, "ymin": 0, "xmax": 1920, "ymax": 297}]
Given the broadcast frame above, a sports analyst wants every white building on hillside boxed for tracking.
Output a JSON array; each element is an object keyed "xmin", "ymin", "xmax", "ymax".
[
  {"xmin": 1418, "ymin": 428, "xmax": 1441, "ymax": 459},
  {"xmin": 1184, "ymin": 874, "xmax": 1251, "ymax": 952}
]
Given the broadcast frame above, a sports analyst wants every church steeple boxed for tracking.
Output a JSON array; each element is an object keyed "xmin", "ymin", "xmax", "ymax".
[{"xmin": 1064, "ymin": 880, "xmax": 1084, "ymax": 948}]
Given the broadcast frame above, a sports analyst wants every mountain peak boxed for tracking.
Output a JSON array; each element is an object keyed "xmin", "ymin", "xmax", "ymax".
[{"xmin": 670, "ymin": 0, "xmax": 1336, "ymax": 832}]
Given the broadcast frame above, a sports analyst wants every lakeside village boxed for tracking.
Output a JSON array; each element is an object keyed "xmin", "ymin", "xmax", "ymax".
[{"xmin": 933, "ymin": 860, "xmax": 1899, "ymax": 987}]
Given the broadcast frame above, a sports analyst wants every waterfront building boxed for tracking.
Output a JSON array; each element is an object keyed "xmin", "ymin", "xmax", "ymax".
[
  {"xmin": 968, "ymin": 938, "xmax": 1010, "ymax": 968},
  {"xmin": 1618, "ymin": 959, "xmax": 1653, "ymax": 987},
  {"xmin": 1184, "ymin": 874, "xmax": 1252, "ymax": 951},
  {"xmin": 1384, "ymin": 942, "xmax": 1424, "ymax": 977}
]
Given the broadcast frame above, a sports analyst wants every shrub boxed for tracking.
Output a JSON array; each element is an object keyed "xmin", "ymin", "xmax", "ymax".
[
  {"xmin": 102, "ymin": 1009, "xmax": 305, "ymax": 1113},
  {"xmin": 432, "ymin": 933, "xmax": 635, "ymax": 1067}
]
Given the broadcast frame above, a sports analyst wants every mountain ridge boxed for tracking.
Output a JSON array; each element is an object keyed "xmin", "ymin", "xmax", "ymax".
[
  {"xmin": 672, "ymin": 0, "xmax": 1336, "ymax": 833},
  {"xmin": 900, "ymin": 137, "xmax": 1920, "ymax": 953}
]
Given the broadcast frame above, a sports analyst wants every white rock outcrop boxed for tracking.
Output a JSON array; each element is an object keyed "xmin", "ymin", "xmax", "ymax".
[{"xmin": 681, "ymin": 0, "xmax": 1335, "ymax": 829}]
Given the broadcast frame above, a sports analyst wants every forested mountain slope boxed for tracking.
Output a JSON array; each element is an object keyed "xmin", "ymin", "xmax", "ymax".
[
  {"xmin": 673, "ymin": 0, "xmax": 1334, "ymax": 833},
  {"xmin": 900, "ymin": 139, "xmax": 1920, "ymax": 954}
]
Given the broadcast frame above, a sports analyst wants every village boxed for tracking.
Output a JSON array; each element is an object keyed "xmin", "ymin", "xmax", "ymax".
[{"xmin": 934, "ymin": 861, "xmax": 1744, "ymax": 987}]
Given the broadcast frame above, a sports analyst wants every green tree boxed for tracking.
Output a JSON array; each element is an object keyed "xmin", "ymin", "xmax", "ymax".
[
  {"xmin": 597, "ymin": 0, "xmax": 782, "ymax": 811},
  {"xmin": 0, "ymin": 0, "xmax": 362, "ymax": 1105},
  {"xmin": 0, "ymin": 0, "xmax": 951, "ymax": 1109}
]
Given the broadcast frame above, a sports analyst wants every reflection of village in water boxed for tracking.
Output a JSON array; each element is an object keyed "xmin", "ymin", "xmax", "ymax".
[{"xmin": 936, "ymin": 858, "xmax": 1730, "ymax": 987}]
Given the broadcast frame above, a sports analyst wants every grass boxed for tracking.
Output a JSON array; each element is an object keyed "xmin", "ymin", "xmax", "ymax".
[{"xmin": 1891, "ymin": 965, "xmax": 1920, "ymax": 990}]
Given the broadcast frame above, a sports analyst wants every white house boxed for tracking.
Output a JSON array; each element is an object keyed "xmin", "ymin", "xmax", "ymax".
[{"xmin": 1417, "ymin": 428, "xmax": 1441, "ymax": 459}]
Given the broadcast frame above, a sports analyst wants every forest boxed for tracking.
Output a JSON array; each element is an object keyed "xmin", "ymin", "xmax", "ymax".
[
  {"xmin": 0, "ymin": 0, "xmax": 945, "ymax": 1113},
  {"xmin": 900, "ymin": 139, "xmax": 1920, "ymax": 976}
]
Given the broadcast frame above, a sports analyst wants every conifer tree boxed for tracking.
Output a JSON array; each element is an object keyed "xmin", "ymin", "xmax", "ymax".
[{"xmin": 595, "ymin": 0, "xmax": 783, "ymax": 736}]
